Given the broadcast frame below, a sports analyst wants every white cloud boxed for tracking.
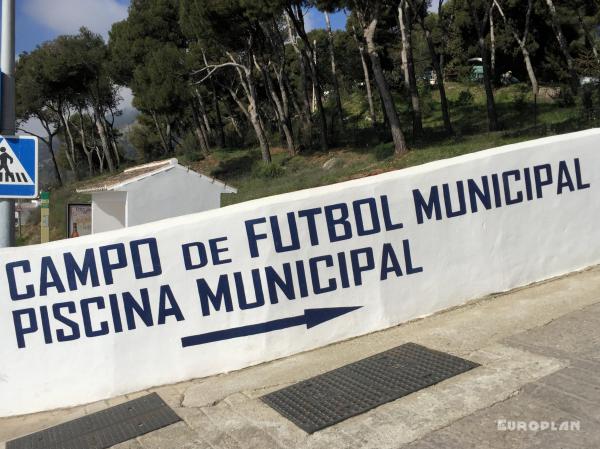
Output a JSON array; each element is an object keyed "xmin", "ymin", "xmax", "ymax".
[
  {"xmin": 114, "ymin": 87, "xmax": 139, "ymax": 128},
  {"xmin": 24, "ymin": 0, "xmax": 128, "ymax": 40},
  {"xmin": 119, "ymin": 86, "xmax": 134, "ymax": 111},
  {"xmin": 17, "ymin": 117, "xmax": 48, "ymax": 138}
]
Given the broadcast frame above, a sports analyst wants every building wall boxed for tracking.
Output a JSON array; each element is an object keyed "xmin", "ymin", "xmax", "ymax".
[
  {"xmin": 2, "ymin": 130, "xmax": 598, "ymax": 417},
  {"xmin": 124, "ymin": 167, "xmax": 226, "ymax": 227},
  {"xmin": 91, "ymin": 191, "xmax": 127, "ymax": 233}
]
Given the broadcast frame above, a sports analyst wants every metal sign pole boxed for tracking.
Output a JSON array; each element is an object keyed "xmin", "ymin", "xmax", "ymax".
[{"xmin": 0, "ymin": 0, "xmax": 15, "ymax": 247}]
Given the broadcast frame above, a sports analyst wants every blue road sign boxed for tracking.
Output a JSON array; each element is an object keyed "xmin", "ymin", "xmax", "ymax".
[{"xmin": 0, "ymin": 135, "xmax": 38, "ymax": 198}]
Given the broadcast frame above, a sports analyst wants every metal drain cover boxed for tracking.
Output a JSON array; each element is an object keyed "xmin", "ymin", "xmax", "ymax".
[
  {"xmin": 7, "ymin": 393, "xmax": 181, "ymax": 449},
  {"xmin": 262, "ymin": 342, "xmax": 479, "ymax": 433}
]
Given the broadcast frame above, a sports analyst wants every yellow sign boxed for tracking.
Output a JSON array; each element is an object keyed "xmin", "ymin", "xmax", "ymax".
[{"xmin": 40, "ymin": 192, "xmax": 49, "ymax": 243}]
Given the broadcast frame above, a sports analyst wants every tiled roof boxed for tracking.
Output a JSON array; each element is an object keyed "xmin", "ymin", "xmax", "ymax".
[
  {"xmin": 76, "ymin": 159, "xmax": 238, "ymax": 194},
  {"xmin": 77, "ymin": 159, "xmax": 176, "ymax": 193}
]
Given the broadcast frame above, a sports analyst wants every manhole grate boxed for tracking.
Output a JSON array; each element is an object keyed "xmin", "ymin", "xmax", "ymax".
[
  {"xmin": 7, "ymin": 393, "xmax": 181, "ymax": 449},
  {"xmin": 261, "ymin": 342, "xmax": 479, "ymax": 433}
]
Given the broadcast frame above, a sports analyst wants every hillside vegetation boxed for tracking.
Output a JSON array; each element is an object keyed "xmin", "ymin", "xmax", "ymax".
[
  {"xmin": 28, "ymin": 82, "xmax": 596, "ymax": 245},
  {"xmin": 16, "ymin": 0, "xmax": 600, "ymax": 244}
]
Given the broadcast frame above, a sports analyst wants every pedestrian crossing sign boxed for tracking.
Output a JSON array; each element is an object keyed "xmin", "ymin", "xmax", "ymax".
[{"xmin": 0, "ymin": 135, "xmax": 38, "ymax": 198}]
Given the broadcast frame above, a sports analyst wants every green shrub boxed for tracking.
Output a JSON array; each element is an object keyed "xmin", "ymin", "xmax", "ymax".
[
  {"xmin": 513, "ymin": 91, "xmax": 528, "ymax": 112},
  {"xmin": 455, "ymin": 89, "xmax": 474, "ymax": 107},
  {"xmin": 582, "ymin": 86, "xmax": 594, "ymax": 111},
  {"xmin": 556, "ymin": 86, "xmax": 576, "ymax": 108},
  {"xmin": 210, "ymin": 154, "xmax": 256, "ymax": 178},
  {"xmin": 252, "ymin": 162, "xmax": 284, "ymax": 179},
  {"xmin": 374, "ymin": 143, "xmax": 394, "ymax": 161},
  {"xmin": 176, "ymin": 131, "xmax": 204, "ymax": 159},
  {"xmin": 418, "ymin": 82, "xmax": 434, "ymax": 116},
  {"xmin": 186, "ymin": 152, "xmax": 205, "ymax": 162}
]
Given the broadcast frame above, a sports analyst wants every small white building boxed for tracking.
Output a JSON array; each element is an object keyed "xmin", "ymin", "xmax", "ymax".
[{"xmin": 77, "ymin": 159, "xmax": 237, "ymax": 234}]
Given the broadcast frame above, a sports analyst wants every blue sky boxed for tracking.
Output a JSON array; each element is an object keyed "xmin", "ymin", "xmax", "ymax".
[
  {"xmin": 305, "ymin": 9, "xmax": 347, "ymax": 33},
  {"xmin": 13, "ymin": 0, "xmax": 347, "ymax": 56},
  {"xmin": 16, "ymin": 0, "xmax": 129, "ymax": 55}
]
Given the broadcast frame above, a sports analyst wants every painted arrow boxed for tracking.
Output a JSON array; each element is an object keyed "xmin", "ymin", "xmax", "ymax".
[{"xmin": 181, "ymin": 306, "xmax": 362, "ymax": 348}]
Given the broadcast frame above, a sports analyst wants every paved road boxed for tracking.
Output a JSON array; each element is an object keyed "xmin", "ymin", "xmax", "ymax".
[{"xmin": 2, "ymin": 266, "xmax": 600, "ymax": 449}]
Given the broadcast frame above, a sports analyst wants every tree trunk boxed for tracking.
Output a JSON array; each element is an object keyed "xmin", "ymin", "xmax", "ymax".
[
  {"xmin": 83, "ymin": 137, "xmax": 94, "ymax": 177},
  {"xmin": 309, "ymin": 49, "xmax": 328, "ymax": 151},
  {"xmin": 377, "ymin": 85, "xmax": 389, "ymax": 127},
  {"xmin": 280, "ymin": 120, "xmax": 295, "ymax": 156},
  {"xmin": 95, "ymin": 112, "xmax": 115, "ymax": 172},
  {"xmin": 195, "ymin": 89, "xmax": 213, "ymax": 139},
  {"xmin": 544, "ymin": 0, "xmax": 579, "ymax": 92},
  {"xmin": 57, "ymin": 109, "xmax": 77, "ymax": 177},
  {"xmin": 363, "ymin": 16, "xmax": 408, "ymax": 155},
  {"xmin": 231, "ymin": 67, "xmax": 272, "ymax": 163},
  {"xmin": 211, "ymin": 84, "xmax": 226, "ymax": 147},
  {"xmin": 490, "ymin": 8, "xmax": 496, "ymax": 78},
  {"xmin": 278, "ymin": 92, "xmax": 295, "ymax": 156},
  {"xmin": 279, "ymin": 117, "xmax": 295, "ymax": 156},
  {"xmin": 195, "ymin": 125, "xmax": 210, "ymax": 154},
  {"xmin": 286, "ymin": 6, "xmax": 328, "ymax": 151},
  {"xmin": 230, "ymin": 116, "xmax": 243, "ymax": 138},
  {"xmin": 299, "ymin": 53, "xmax": 312, "ymax": 120},
  {"xmin": 106, "ymin": 123, "xmax": 120, "ymax": 168},
  {"xmin": 165, "ymin": 122, "xmax": 173, "ymax": 152},
  {"xmin": 47, "ymin": 142, "xmax": 62, "ymax": 186},
  {"xmin": 77, "ymin": 114, "xmax": 94, "ymax": 177},
  {"xmin": 480, "ymin": 38, "xmax": 498, "ymax": 131},
  {"xmin": 63, "ymin": 113, "xmax": 77, "ymax": 168},
  {"xmin": 361, "ymin": 47, "xmax": 377, "ymax": 126},
  {"xmin": 311, "ymin": 40, "xmax": 317, "ymax": 114},
  {"xmin": 284, "ymin": 72, "xmax": 304, "ymax": 126},
  {"xmin": 85, "ymin": 151, "xmax": 93, "ymax": 177},
  {"xmin": 151, "ymin": 110, "xmax": 170, "ymax": 154},
  {"xmin": 353, "ymin": 26, "xmax": 377, "ymax": 125},
  {"xmin": 325, "ymin": 11, "xmax": 344, "ymax": 134},
  {"xmin": 398, "ymin": 5, "xmax": 410, "ymax": 86},
  {"xmin": 438, "ymin": 0, "xmax": 449, "ymax": 76},
  {"xmin": 409, "ymin": 0, "xmax": 452, "ymax": 133},
  {"xmin": 422, "ymin": 25, "xmax": 453, "ymax": 134},
  {"xmin": 522, "ymin": 46, "xmax": 539, "ymax": 95},
  {"xmin": 249, "ymin": 106, "xmax": 271, "ymax": 163},
  {"xmin": 298, "ymin": 52, "xmax": 313, "ymax": 137},
  {"xmin": 248, "ymin": 98, "xmax": 271, "ymax": 163},
  {"xmin": 38, "ymin": 119, "xmax": 63, "ymax": 186},
  {"xmin": 259, "ymin": 64, "xmax": 295, "ymax": 155},
  {"xmin": 399, "ymin": 1, "xmax": 423, "ymax": 138},
  {"xmin": 286, "ymin": 14, "xmax": 312, "ymax": 138},
  {"xmin": 192, "ymin": 97, "xmax": 211, "ymax": 154},
  {"xmin": 471, "ymin": 2, "xmax": 498, "ymax": 132},
  {"xmin": 493, "ymin": 0, "xmax": 538, "ymax": 95},
  {"xmin": 110, "ymin": 135, "xmax": 120, "ymax": 168},
  {"xmin": 94, "ymin": 146, "xmax": 105, "ymax": 172},
  {"xmin": 42, "ymin": 135, "xmax": 62, "ymax": 186}
]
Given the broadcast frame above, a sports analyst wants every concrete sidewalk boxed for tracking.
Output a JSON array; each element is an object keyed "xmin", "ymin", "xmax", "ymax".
[{"xmin": 2, "ymin": 266, "xmax": 600, "ymax": 449}]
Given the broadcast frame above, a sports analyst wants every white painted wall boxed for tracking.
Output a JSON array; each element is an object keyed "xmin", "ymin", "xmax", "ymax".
[
  {"xmin": 124, "ymin": 167, "xmax": 225, "ymax": 227},
  {"xmin": 91, "ymin": 191, "xmax": 127, "ymax": 233},
  {"xmin": 1, "ymin": 130, "xmax": 599, "ymax": 417}
]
